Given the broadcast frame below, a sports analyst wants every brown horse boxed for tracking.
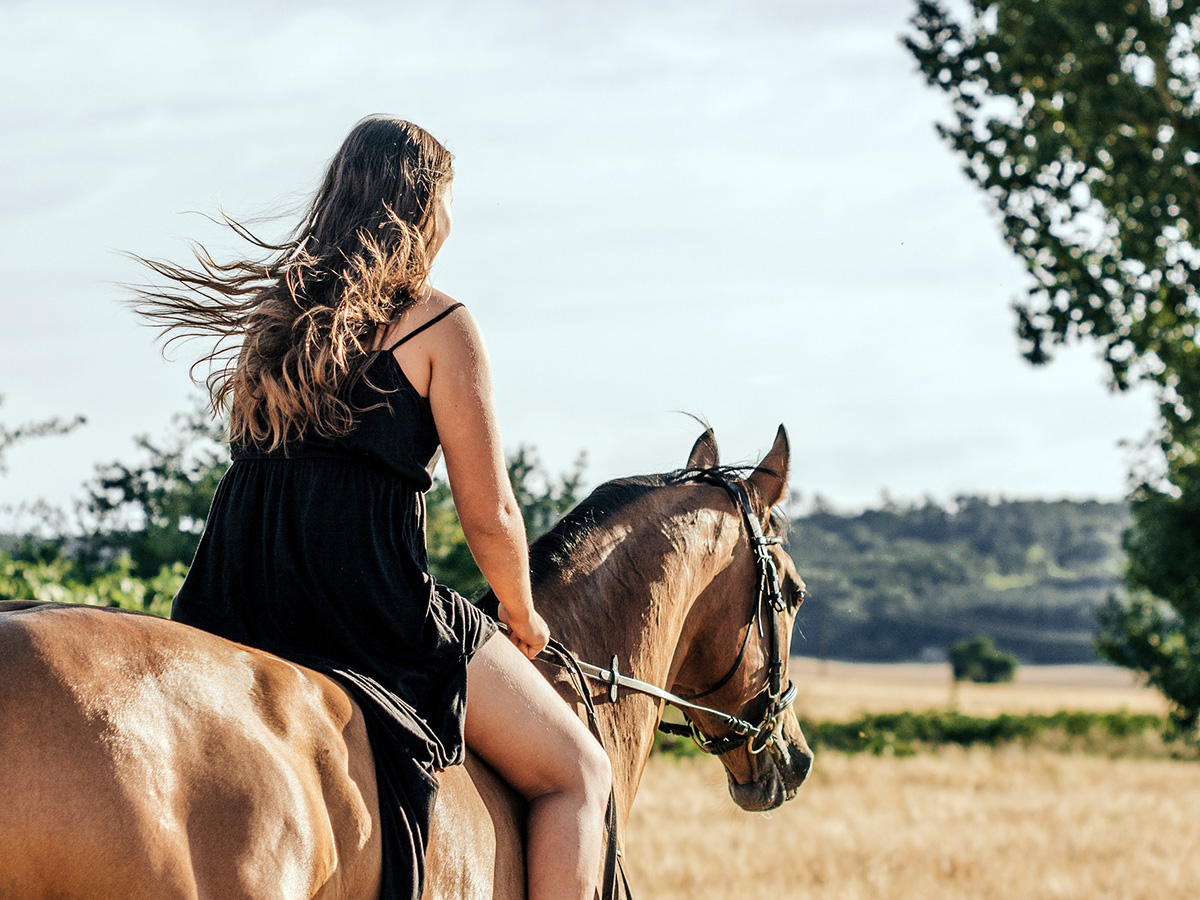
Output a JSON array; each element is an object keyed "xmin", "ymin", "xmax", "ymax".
[{"xmin": 0, "ymin": 428, "xmax": 811, "ymax": 899}]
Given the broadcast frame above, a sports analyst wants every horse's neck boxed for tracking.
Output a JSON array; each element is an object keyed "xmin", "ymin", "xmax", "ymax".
[{"xmin": 536, "ymin": 492, "xmax": 734, "ymax": 826}]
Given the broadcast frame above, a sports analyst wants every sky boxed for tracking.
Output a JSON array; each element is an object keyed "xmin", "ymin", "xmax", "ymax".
[{"xmin": 0, "ymin": 0, "xmax": 1159, "ymax": 524}]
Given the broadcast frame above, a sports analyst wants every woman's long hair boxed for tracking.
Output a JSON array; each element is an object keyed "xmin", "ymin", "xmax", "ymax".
[{"xmin": 133, "ymin": 116, "xmax": 454, "ymax": 450}]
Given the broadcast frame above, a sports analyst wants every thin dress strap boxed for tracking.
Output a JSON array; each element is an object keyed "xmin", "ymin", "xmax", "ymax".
[{"xmin": 384, "ymin": 303, "xmax": 465, "ymax": 354}]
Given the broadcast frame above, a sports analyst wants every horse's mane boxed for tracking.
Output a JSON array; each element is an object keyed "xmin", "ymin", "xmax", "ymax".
[
  {"xmin": 528, "ymin": 474, "xmax": 669, "ymax": 586},
  {"xmin": 477, "ymin": 465, "xmax": 787, "ymax": 617},
  {"xmin": 527, "ymin": 465, "xmax": 787, "ymax": 588}
]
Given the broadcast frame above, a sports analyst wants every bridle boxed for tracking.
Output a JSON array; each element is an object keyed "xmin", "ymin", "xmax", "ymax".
[
  {"xmin": 658, "ymin": 470, "xmax": 801, "ymax": 754},
  {"xmin": 534, "ymin": 469, "xmax": 804, "ymax": 900},
  {"xmin": 544, "ymin": 471, "xmax": 800, "ymax": 755}
]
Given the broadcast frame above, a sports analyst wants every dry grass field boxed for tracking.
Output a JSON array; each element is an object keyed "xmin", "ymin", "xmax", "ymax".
[
  {"xmin": 624, "ymin": 662, "xmax": 1195, "ymax": 899},
  {"xmin": 626, "ymin": 749, "xmax": 1200, "ymax": 899},
  {"xmin": 789, "ymin": 657, "xmax": 1170, "ymax": 720}
]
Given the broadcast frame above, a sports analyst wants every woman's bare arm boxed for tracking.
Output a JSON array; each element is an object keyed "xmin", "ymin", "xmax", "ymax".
[{"xmin": 417, "ymin": 303, "xmax": 548, "ymax": 657}]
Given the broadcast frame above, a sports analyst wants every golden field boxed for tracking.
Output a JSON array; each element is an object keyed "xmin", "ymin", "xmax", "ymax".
[
  {"xmin": 624, "ymin": 662, "xmax": 1196, "ymax": 899},
  {"xmin": 787, "ymin": 657, "xmax": 1170, "ymax": 719},
  {"xmin": 626, "ymin": 749, "xmax": 1199, "ymax": 899}
]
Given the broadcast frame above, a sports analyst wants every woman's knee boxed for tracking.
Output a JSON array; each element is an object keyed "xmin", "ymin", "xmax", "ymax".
[
  {"xmin": 571, "ymin": 729, "xmax": 612, "ymax": 808},
  {"xmin": 527, "ymin": 723, "xmax": 611, "ymax": 807}
]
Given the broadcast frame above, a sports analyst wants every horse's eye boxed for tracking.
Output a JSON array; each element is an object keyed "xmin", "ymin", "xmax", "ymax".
[{"xmin": 792, "ymin": 588, "xmax": 808, "ymax": 609}]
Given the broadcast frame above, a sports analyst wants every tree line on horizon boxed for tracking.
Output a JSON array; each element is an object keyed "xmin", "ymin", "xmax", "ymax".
[{"xmin": 789, "ymin": 494, "xmax": 1127, "ymax": 665}]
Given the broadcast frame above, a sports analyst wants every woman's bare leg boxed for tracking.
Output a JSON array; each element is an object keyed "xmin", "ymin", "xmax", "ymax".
[{"xmin": 465, "ymin": 633, "xmax": 611, "ymax": 900}]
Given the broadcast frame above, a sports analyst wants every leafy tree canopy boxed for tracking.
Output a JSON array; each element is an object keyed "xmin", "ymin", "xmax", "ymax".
[
  {"xmin": 907, "ymin": 0, "xmax": 1200, "ymax": 461},
  {"xmin": 950, "ymin": 634, "xmax": 1019, "ymax": 682},
  {"xmin": 80, "ymin": 406, "xmax": 229, "ymax": 577}
]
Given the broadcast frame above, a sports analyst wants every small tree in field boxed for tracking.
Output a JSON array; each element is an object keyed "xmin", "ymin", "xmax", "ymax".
[{"xmin": 950, "ymin": 635, "xmax": 1019, "ymax": 683}]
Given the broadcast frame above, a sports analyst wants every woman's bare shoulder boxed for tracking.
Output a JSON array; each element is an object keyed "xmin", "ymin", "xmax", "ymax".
[
  {"xmin": 423, "ymin": 286, "xmax": 468, "ymax": 316},
  {"xmin": 400, "ymin": 287, "xmax": 468, "ymax": 327},
  {"xmin": 376, "ymin": 288, "xmax": 474, "ymax": 350},
  {"xmin": 424, "ymin": 290, "xmax": 482, "ymax": 349}
]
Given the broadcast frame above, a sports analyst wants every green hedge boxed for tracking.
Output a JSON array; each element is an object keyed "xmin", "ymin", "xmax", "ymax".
[
  {"xmin": 0, "ymin": 552, "xmax": 181, "ymax": 618},
  {"xmin": 655, "ymin": 708, "xmax": 1185, "ymax": 759},
  {"xmin": 799, "ymin": 709, "xmax": 1167, "ymax": 755}
]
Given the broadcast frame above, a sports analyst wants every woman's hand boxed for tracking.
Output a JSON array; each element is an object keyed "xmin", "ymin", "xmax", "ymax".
[{"xmin": 498, "ymin": 603, "xmax": 550, "ymax": 660}]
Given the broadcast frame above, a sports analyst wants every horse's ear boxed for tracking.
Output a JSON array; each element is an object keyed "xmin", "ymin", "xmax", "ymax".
[
  {"xmin": 748, "ymin": 425, "xmax": 789, "ymax": 509},
  {"xmin": 687, "ymin": 428, "xmax": 720, "ymax": 470}
]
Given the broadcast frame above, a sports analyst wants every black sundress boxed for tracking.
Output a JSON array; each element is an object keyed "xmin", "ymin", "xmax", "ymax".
[{"xmin": 172, "ymin": 303, "xmax": 497, "ymax": 900}]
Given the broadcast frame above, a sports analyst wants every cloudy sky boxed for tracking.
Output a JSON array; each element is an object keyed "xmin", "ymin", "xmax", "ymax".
[{"xmin": 0, "ymin": 0, "xmax": 1157, "ymax": 521}]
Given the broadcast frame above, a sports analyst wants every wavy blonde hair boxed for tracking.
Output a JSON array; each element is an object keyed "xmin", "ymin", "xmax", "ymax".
[{"xmin": 133, "ymin": 116, "xmax": 454, "ymax": 450}]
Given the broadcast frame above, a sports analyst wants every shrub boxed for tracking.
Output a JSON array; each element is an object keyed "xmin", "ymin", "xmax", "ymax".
[
  {"xmin": 0, "ymin": 551, "xmax": 180, "ymax": 618},
  {"xmin": 949, "ymin": 635, "xmax": 1018, "ymax": 683}
]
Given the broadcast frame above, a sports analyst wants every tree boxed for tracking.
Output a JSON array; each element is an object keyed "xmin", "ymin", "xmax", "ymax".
[
  {"xmin": 0, "ymin": 395, "xmax": 84, "ymax": 474},
  {"xmin": 907, "ymin": 0, "xmax": 1200, "ymax": 734},
  {"xmin": 426, "ymin": 445, "xmax": 586, "ymax": 597},
  {"xmin": 949, "ymin": 635, "xmax": 1019, "ymax": 683},
  {"xmin": 507, "ymin": 445, "xmax": 586, "ymax": 541},
  {"xmin": 906, "ymin": 1, "xmax": 1200, "ymax": 437},
  {"xmin": 1096, "ymin": 464, "xmax": 1200, "ymax": 733},
  {"xmin": 81, "ymin": 406, "xmax": 229, "ymax": 577}
]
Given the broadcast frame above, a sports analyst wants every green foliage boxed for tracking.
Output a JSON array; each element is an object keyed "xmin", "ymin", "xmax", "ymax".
[
  {"xmin": 508, "ymin": 445, "xmax": 586, "ymax": 540},
  {"xmin": 425, "ymin": 477, "xmax": 488, "ymax": 598},
  {"xmin": 1097, "ymin": 591, "xmax": 1200, "ymax": 737},
  {"xmin": 949, "ymin": 635, "xmax": 1019, "ymax": 683},
  {"xmin": 1107, "ymin": 459, "xmax": 1200, "ymax": 736},
  {"xmin": 1113, "ymin": 472, "xmax": 1200, "ymax": 741},
  {"xmin": 423, "ymin": 445, "xmax": 586, "ymax": 598},
  {"xmin": 654, "ymin": 708, "xmax": 1183, "ymax": 759},
  {"xmin": 0, "ymin": 551, "xmax": 181, "ymax": 618},
  {"xmin": 799, "ymin": 709, "xmax": 1179, "ymax": 757},
  {"xmin": 790, "ymin": 496, "xmax": 1127, "ymax": 662},
  {"xmin": 80, "ymin": 406, "xmax": 228, "ymax": 577},
  {"xmin": 907, "ymin": 0, "xmax": 1200, "ymax": 741},
  {"xmin": 906, "ymin": 1, "xmax": 1200, "ymax": 437}
]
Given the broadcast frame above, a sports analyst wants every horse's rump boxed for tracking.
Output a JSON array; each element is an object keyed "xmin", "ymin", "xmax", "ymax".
[{"xmin": 0, "ymin": 602, "xmax": 381, "ymax": 900}]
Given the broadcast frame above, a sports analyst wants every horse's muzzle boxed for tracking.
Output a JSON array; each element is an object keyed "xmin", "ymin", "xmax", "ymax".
[{"xmin": 726, "ymin": 730, "xmax": 813, "ymax": 811}]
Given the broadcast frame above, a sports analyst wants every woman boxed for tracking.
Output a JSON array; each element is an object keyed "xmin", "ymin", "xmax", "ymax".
[{"xmin": 136, "ymin": 115, "xmax": 611, "ymax": 900}]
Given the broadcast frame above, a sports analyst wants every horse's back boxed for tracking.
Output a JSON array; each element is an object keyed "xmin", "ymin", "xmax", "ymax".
[
  {"xmin": 0, "ymin": 602, "xmax": 380, "ymax": 900},
  {"xmin": 0, "ymin": 600, "xmax": 527, "ymax": 899},
  {"xmin": 426, "ymin": 753, "xmax": 526, "ymax": 900}
]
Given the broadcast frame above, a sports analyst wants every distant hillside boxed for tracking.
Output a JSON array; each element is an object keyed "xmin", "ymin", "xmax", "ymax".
[{"xmin": 787, "ymin": 497, "xmax": 1129, "ymax": 664}]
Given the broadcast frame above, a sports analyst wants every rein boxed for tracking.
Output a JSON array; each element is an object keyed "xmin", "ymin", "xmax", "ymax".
[{"xmin": 531, "ymin": 470, "xmax": 801, "ymax": 900}]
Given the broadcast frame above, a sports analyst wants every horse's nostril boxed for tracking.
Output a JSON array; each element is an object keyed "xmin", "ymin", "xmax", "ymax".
[
  {"xmin": 795, "ymin": 751, "xmax": 813, "ymax": 784},
  {"xmin": 774, "ymin": 742, "xmax": 812, "ymax": 792}
]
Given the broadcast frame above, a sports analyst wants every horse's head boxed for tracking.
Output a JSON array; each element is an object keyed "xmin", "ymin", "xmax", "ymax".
[{"xmin": 668, "ymin": 426, "xmax": 813, "ymax": 811}]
